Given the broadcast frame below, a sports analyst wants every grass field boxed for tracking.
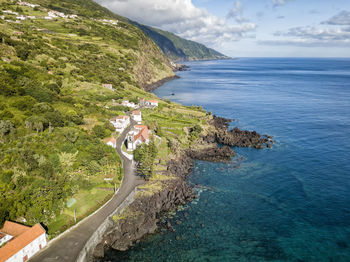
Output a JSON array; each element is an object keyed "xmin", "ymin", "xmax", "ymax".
[{"xmin": 47, "ymin": 185, "xmax": 114, "ymax": 238}]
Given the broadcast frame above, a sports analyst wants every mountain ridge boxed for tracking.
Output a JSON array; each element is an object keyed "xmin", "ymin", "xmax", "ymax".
[{"xmin": 131, "ymin": 21, "xmax": 229, "ymax": 62}]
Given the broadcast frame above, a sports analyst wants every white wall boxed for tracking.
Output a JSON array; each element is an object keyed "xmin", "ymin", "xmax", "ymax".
[{"xmin": 6, "ymin": 233, "xmax": 46, "ymax": 262}]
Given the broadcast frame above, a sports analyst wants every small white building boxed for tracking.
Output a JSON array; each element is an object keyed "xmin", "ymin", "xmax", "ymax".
[
  {"xmin": 127, "ymin": 125, "xmax": 149, "ymax": 151},
  {"xmin": 102, "ymin": 84, "xmax": 114, "ymax": 90},
  {"xmin": 0, "ymin": 221, "xmax": 47, "ymax": 262},
  {"xmin": 121, "ymin": 101, "xmax": 136, "ymax": 109},
  {"xmin": 105, "ymin": 137, "xmax": 117, "ymax": 148},
  {"xmin": 131, "ymin": 110, "xmax": 142, "ymax": 123},
  {"xmin": 16, "ymin": 15, "xmax": 26, "ymax": 21},
  {"xmin": 18, "ymin": 1, "xmax": 40, "ymax": 8},
  {"xmin": 145, "ymin": 100, "xmax": 158, "ymax": 107},
  {"xmin": 110, "ymin": 115, "xmax": 130, "ymax": 133},
  {"xmin": 2, "ymin": 10, "xmax": 19, "ymax": 15}
]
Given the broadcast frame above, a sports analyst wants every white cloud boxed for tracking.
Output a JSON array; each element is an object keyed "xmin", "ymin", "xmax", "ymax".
[
  {"xmin": 226, "ymin": 1, "xmax": 247, "ymax": 23},
  {"xmin": 322, "ymin": 10, "xmax": 350, "ymax": 25},
  {"xmin": 271, "ymin": 0, "xmax": 293, "ymax": 7},
  {"xmin": 259, "ymin": 10, "xmax": 350, "ymax": 47},
  {"xmin": 95, "ymin": 0, "xmax": 256, "ymax": 47},
  {"xmin": 260, "ymin": 26, "xmax": 350, "ymax": 47}
]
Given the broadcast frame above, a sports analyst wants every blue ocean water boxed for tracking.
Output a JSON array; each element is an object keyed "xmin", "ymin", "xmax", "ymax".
[{"xmin": 105, "ymin": 58, "xmax": 350, "ymax": 261}]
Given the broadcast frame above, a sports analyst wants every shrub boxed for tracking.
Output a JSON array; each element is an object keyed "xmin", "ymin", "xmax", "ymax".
[
  {"xmin": 26, "ymin": 86, "xmax": 53, "ymax": 103},
  {"xmin": 62, "ymin": 127, "xmax": 79, "ymax": 143},
  {"xmin": 0, "ymin": 120, "xmax": 15, "ymax": 138},
  {"xmin": 45, "ymin": 111, "xmax": 64, "ymax": 127},
  {"xmin": 0, "ymin": 170, "xmax": 13, "ymax": 184},
  {"xmin": 65, "ymin": 110, "xmax": 84, "ymax": 125},
  {"xmin": 0, "ymin": 110, "xmax": 14, "ymax": 119},
  {"xmin": 11, "ymin": 96, "xmax": 37, "ymax": 111},
  {"xmin": 32, "ymin": 103, "xmax": 54, "ymax": 114},
  {"xmin": 92, "ymin": 125, "xmax": 107, "ymax": 138}
]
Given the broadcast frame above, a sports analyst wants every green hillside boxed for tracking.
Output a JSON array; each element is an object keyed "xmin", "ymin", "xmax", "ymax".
[
  {"xmin": 0, "ymin": 0, "xmax": 211, "ymax": 237},
  {"xmin": 133, "ymin": 22, "xmax": 229, "ymax": 61}
]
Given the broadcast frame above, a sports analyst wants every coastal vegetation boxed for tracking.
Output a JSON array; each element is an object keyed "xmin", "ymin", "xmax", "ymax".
[{"xmin": 0, "ymin": 0, "xmax": 216, "ymax": 239}]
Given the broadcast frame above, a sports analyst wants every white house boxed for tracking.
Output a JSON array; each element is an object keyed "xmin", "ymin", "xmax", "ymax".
[
  {"xmin": 18, "ymin": 1, "xmax": 40, "ymax": 8},
  {"xmin": 127, "ymin": 125, "xmax": 149, "ymax": 151},
  {"xmin": 121, "ymin": 101, "xmax": 136, "ymax": 109},
  {"xmin": 2, "ymin": 10, "xmax": 19, "ymax": 15},
  {"xmin": 110, "ymin": 115, "xmax": 130, "ymax": 132},
  {"xmin": 145, "ymin": 100, "xmax": 158, "ymax": 107},
  {"xmin": 105, "ymin": 137, "xmax": 117, "ymax": 148},
  {"xmin": 102, "ymin": 84, "xmax": 114, "ymax": 90},
  {"xmin": 0, "ymin": 221, "xmax": 47, "ymax": 262},
  {"xmin": 16, "ymin": 15, "xmax": 26, "ymax": 21},
  {"xmin": 131, "ymin": 110, "xmax": 142, "ymax": 123}
]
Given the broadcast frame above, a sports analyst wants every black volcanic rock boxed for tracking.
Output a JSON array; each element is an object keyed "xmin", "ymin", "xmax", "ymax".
[{"xmin": 187, "ymin": 146, "xmax": 235, "ymax": 162}]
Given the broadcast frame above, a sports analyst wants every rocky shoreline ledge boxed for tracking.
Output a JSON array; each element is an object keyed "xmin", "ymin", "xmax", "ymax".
[
  {"xmin": 144, "ymin": 75, "xmax": 180, "ymax": 92},
  {"xmin": 92, "ymin": 116, "xmax": 273, "ymax": 261}
]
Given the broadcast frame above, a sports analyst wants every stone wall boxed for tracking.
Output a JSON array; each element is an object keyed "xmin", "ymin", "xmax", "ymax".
[{"xmin": 76, "ymin": 188, "xmax": 137, "ymax": 262}]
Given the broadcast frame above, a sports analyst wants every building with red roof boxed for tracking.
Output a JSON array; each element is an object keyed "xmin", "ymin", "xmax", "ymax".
[
  {"xmin": 127, "ymin": 125, "xmax": 149, "ymax": 150},
  {"xmin": 145, "ymin": 100, "xmax": 158, "ymax": 107},
  {"xmin": 0, "ymin": 221, "xmax": 47, "ymax": 262},
  {"xmin": 110, "ymin": 115, "xmax": 130, "ymax": 132},
  {"xmin": 105, "ymin": 137, "xmax": 117, "ymax": 149}
]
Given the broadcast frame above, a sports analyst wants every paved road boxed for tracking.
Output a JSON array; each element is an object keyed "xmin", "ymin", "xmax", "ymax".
[{"xmin": 30, "ymin": 120, "xmax": 143, "ymax": 262}]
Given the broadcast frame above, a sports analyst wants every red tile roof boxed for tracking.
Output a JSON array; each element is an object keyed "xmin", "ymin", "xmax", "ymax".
[
  {"xmin": 134, "ymin": 125, "xmax": 149, "ymax": 142},
  {"xmin": 105, "ymin": 137, "xmax": 116, "ymax": 143},
  {"xmin": 1, "ymin": 221, "xmax": 30, "ymax": 238},
  {"xmin": 0, "ymin": 222, "xmax": 46, "ymax": 262},
  {"xmin": 132, "ymin": 110, "xmax": 141, "ymax": 115}
]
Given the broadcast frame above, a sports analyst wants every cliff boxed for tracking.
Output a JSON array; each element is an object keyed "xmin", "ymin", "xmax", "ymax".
[{"xmin": 132, "ymin": 22, "xmax": 229, "ymax": 62}]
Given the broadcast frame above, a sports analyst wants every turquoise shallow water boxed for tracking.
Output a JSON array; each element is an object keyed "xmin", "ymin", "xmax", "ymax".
[{"xmin": 104, "ymin": 58, "xmax": 350, "ymax": 261}]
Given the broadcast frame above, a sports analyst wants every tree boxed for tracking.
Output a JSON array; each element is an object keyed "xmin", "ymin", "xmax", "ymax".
[
  {"xmin": 66, "ymin": 110, "xmax": 84, "ymax": 125},
  {"xmin": 11, "ymin": 96, "xmax": 36, "ymax": 111},
  {"xmin": 62, "ymin": 127, "xmax": 79, "ymax": 143},
  {"xmin": 92, "ymin": 125, "xmax": 107, "ymax": 138},
  {"xmin": 59, "ymin": 152, "xmax": 78, "ymax": 171},
  {"xmin": 32, "ymin": 102, "xmax": 53, "ymax": 114},
  {"xmin": 45, "ymin": 110, "xmax": 64, "ymax": 127},
  {"xmin": 25, "ymin": 116, "xmax": 45, "ymax": 133},
  {"xmin": 133, "ymin": 141, "xmax": 158, "ymax": 180},
  {"xmin": 0, "ymin": 120, "xmax": 15, "ymax": 140}
]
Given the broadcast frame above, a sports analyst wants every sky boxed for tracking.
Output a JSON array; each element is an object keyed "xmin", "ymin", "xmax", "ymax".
[{"xmin": 95, "ymin": 0, "xmax": 350, "ymax": 57}]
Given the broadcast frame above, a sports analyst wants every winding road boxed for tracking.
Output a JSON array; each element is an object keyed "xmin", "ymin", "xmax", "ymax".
[{"xmin": 30, "ymin": 120, "xmax": 143, "ymax": 262}]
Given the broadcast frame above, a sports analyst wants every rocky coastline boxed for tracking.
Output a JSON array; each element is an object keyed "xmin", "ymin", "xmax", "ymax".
[
  {"xmin": 92, "ymin": 115, "xmax": 273, "ymax": 261},
  {"xmin": 144, "ymin": 75, "xmax": 180, "ymax": 92},
  {"xmin": 173, "ymin": 64, "xmax": 190, "ymax": 72}
]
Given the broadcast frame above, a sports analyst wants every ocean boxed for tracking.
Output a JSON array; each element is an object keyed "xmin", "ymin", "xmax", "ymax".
[{"xmin": 104, "ymin": 58, "xmax": 350, "ymax": 261}]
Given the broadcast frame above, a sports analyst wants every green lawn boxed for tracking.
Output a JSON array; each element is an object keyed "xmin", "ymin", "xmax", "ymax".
[{"xmin": 47, "ymin": 186, "xmax": 114, "ymax": 238}]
